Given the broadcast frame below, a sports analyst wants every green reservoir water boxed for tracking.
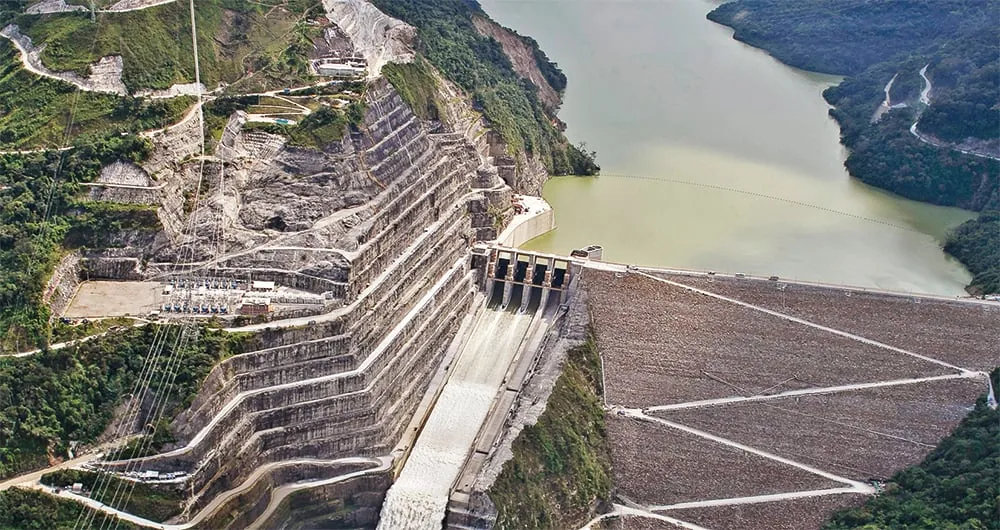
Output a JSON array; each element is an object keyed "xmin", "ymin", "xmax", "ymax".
[{"xmin": 480, "ymin": 0, "xmax": 975, "ymax": 295}]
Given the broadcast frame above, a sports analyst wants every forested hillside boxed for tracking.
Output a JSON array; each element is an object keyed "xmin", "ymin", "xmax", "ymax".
[
  {"xmin": 371, "ymin": 0, "xmax": 598, "ymax": 176},
  {"xmin": 709, "ymin": 0, "xmax": 1000, "ymax": 294},
  {"xmin": 824, "ymin": 370, "xmax": 1000, "ymax": 530},
  {"xmin": 489, "ymin": 336, "xmax": 612, "ymax": 529},
  {"xmin": 0, "ymin": 487, "xmax": 138, "ymax": 530},
  {"xmin": 0, "ymin": 325, "xmax": 252, "ymax": 479},
  {"xmin": 2, "ymin": 0, "xmax": 327, "ymax": 93},
  {"xmin": 0, "ymin": 136, "xmax": 155, "ymax": 352}
]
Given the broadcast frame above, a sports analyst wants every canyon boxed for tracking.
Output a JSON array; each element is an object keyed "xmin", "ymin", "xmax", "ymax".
[{"xmin": 1, "ymin": 1, "xmax": 996, "ymax": 529}]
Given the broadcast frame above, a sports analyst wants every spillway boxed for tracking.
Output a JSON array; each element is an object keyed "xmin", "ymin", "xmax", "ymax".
[{"xmin": 376, "ymin": 305, "xmax": 536, "ymax": 529}]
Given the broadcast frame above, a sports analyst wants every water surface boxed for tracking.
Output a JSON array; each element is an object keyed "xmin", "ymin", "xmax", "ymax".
[{"xmin": 480, "ymin": 0, "xmax": 974, "ymax": 295}]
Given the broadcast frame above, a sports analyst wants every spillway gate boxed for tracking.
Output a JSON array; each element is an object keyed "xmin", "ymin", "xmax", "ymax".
[{"xmin": 484, "ymin": 247, "xmax": 570, "ymax": 312}]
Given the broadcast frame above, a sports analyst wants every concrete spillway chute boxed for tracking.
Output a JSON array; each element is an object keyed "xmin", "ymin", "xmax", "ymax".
[{"xmin": 377, "ymin": 248, "xmax": 572, "ymax": 528}]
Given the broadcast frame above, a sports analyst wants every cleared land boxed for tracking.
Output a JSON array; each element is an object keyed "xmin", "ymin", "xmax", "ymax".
[
  {"xmin": 63, "ymin": 281, "xmax": 162, "ymax": 318},
  {"xmin": 668, "ymin": 493, "xmax": 867, "ymax": 530},
  {"xmin": 584, "ymin": 270, "xmax": 953, "ymax": 408},
  {"xmin": 665, "ymin": 274, "xmax": 1000, "ymax": 371},
  {"xmin": 583, "ymin": 266, "xmax": 995, "ymax": 529},
  {"xmin": 653, "ymin": 377, "xmax": 984, "ymax": 480},
  {"xmin": 606, "ymin": 416, "xmax": 839, "ymax": 506}
]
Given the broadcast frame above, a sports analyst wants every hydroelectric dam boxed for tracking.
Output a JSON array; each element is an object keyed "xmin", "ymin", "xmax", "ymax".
[
  {"xmin": 378, "ymin": 247, "xmax": 572, "ymax": 529},
  {"xmin": 14, "ymin": 69, "xmax": 992, "ymax": 528},
  {"xmin": 10, "ymin": 58, "xmax": 592, "ymax": 529},
  {"xmin": 9, "ymin": 0, "xmax": 995, "ymax": 526}
]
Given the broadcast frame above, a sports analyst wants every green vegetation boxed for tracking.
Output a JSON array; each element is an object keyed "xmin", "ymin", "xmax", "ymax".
[
  {"xmin": 0, "ymin": 487, "xmax": 139, "ymax": 530},
  {"xmin": 371, "ymin": 0, "xmax": 598, "ymax": 175},
  {"xmin": 49, "ymin": 317, "xmax": 134, "ymax": 344},
  {"xmin": 205, "ymin": 92, "xmax": 363, "ymax": 149},
  {"xmin": 524, "ymin": 34, "xmax": 566, "ymax": 95},
  {"xmin": 489, "ymin": 335, "xmax": 612, "ymax": 529},
  {"xmin": 0, "ymin": 134, "xmax": 151, "ymax": 353},
  {"xmin": 41, "ymin": 469, "xmax": 183, "ymax": 522},
  {"xmin": 707, "ymin": 1, "xmax": 995, "ymax": 76},
  {"xmin": 824, "ymin": 369, "xmax": 1000, "ymax": 530},
  {"xmin": 63, "ymin": 202, "xmax": 161, "ymax": 249},
  {"xmin": 243, "ymin": 104, "xmax": 361, "ymax": 149},
  {"xmin": 0, "ymin": 40, "xmax": 193, "ymax": 149},
  {"xmin": 383, "ymin": 58, "xmax": 443, "ymax": 121},
  {"xmin": 0, "ymin": 325, "xmax": 253, "ymax": 478},
  {"xmin": 944, "ymin": 212, "xmax": 1000, "ymax": 295},
  {"xmin": 283, "ymin": 105, "xmax": 353, "ymax": 147},
  {"xmin": 709, "ymin": 0, "xmax": 999, "ymax": 293},
  {"xmin": 9, "ymin": 0, "xmax": 325, "ymax": 93},
  {"xmin": 203, "ymin": 94, "xmax": 258, "ymax": 143}
]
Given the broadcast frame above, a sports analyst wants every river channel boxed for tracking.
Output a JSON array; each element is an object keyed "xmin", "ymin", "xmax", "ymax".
[{"xmin": 480, "ymin": 0, "xmax": 974, "ymax": 295}]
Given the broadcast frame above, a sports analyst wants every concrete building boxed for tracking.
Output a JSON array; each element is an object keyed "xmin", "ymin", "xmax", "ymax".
[
  {"xmin": 240, "ymin": 297, "xmax": 272, "ymax": 315},
  {"xmin": 570, "ymin": 244, "xmax": 604, "ymax": 261},
  {"xmin": 314, "ymin": 59, "xmax": 367, "ymax": 78},
  {"xmin": 251, "ymin": 280, "xmax": 275, "ymax": 292}
]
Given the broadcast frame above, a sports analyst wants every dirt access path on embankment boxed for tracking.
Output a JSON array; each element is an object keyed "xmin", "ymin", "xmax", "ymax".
[{"xmin": 580, "ymin": 263, "xmax": 997, "ymax": 529}]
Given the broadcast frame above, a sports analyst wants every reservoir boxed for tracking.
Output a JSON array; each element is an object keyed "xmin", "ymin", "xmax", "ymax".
[{"xmin": 479, "ymin": 0, "xmax": 974, "ymax": 295}]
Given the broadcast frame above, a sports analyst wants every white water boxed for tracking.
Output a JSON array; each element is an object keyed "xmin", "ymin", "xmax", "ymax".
[{"xmin": 377, "ymin": 307, "xmax": 534, "ymax": 529}]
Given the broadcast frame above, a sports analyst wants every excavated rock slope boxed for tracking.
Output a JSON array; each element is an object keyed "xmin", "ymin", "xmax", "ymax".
[
  {"xmin": 89, "ymin": 73, "xmax": 525, "ymax": 526},
  {"xmin": 56, "ymin": 1, "xmax": 561, "ymax": 525}
]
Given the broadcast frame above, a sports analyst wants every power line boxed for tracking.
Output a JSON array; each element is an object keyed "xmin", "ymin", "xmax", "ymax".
[
  {"xmin": 597, "ymin": 173, "xmax": 920, "ymax": 233},
  {"xmin": 99, "ymin": 1, "xmax": 213, "ymax": 526},
  {"xmin": 69, "ymin": 2, "xmax": 214, "ymax": 527}
]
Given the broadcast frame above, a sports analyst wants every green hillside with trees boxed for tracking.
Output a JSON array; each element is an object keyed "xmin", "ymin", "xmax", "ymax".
[
  {"xmin": 0, "ymin": 325, "xmax": 253, "ymax": 479},
  {"xmin": 824, "ymin": 370, "xmax": 1000, "ymax": 530},
  {"xmin": 0, "ymin": 487, "xmax": 139, "ymax": 530},
  {"xmin": 709, "ymin": 0, "xmax": 1000, "ymax": 294},
  {"xmin": 4, "ymin": 0, "xmax": 326, "ymax": 93},
  {"xmin": 0, "ymin": 135, "xmax": 155, "ymax": 353},
  {"xmin": 371, "ymin": 0, "xmax": 598, "ymax": 176},
  {"xmin": 0, "ymin": 39, "xmax": 192, "ymax": 150},
  {"xmin": 489, "ymin": 335, "xmax": 612, "ymax": 529}
]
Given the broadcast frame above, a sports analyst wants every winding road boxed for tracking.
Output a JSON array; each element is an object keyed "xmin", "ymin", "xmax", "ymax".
[
  {"xmin": 908, "ymin": 64, "xmax": 999, "ymax": 161},
  {"xmin": 12, "ymin": 457, "xmax": 389, "ymax": 530}
]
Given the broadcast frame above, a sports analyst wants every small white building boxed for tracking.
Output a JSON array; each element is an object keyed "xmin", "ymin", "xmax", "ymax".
[
  {"xmin": 313, "ymin": 58, "xmax": 367, "ymax": 78},
  {"xmin": 251, "ymin": 280, "xmax": 276, "ymax": 292},
  {"xmin": 570, "ymin": 244, "xmax": 604, "ymax": 261}
]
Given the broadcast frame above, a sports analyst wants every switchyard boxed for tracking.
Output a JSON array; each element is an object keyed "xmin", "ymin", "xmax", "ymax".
[{"xmin": 64, "ymin": 277, "xmax": 328, "ymax": 320}]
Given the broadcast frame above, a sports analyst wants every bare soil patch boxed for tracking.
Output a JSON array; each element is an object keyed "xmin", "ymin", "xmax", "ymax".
[
  {"xmin": 653, "ymin": 378, "xmax": 983, "ymax": 480},
  {"xmin": 607, "ymin": 416, "xmax": 839, "ymax": 506},
  {"xmin": 63, "ymin": 280, "xmax": 163, "ymax": 318},
  {"xmin": 668, "ymin": 493, "xmax": 867, "ymax": 530},
  {"xmin": 584, "ymin": 270, "xmax": 951, "ymax": 408},
  {"xmin": 664, "ymin": 274, "xmax": 1000, "ymax": 371}
]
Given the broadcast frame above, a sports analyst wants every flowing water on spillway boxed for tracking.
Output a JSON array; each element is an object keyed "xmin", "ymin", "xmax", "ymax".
[
  {"xmin": 480, "ymin": 0, "xmax": 975, "ymax": 295},
  {"xmin": 377, "ymin": 306, "xmax": 534, "ymax": 529}
]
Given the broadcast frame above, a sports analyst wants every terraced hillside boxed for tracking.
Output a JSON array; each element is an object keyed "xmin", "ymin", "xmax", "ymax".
[{"xmin": 0, "ymin": 0, "xmax": 586, "ymax": 527}]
